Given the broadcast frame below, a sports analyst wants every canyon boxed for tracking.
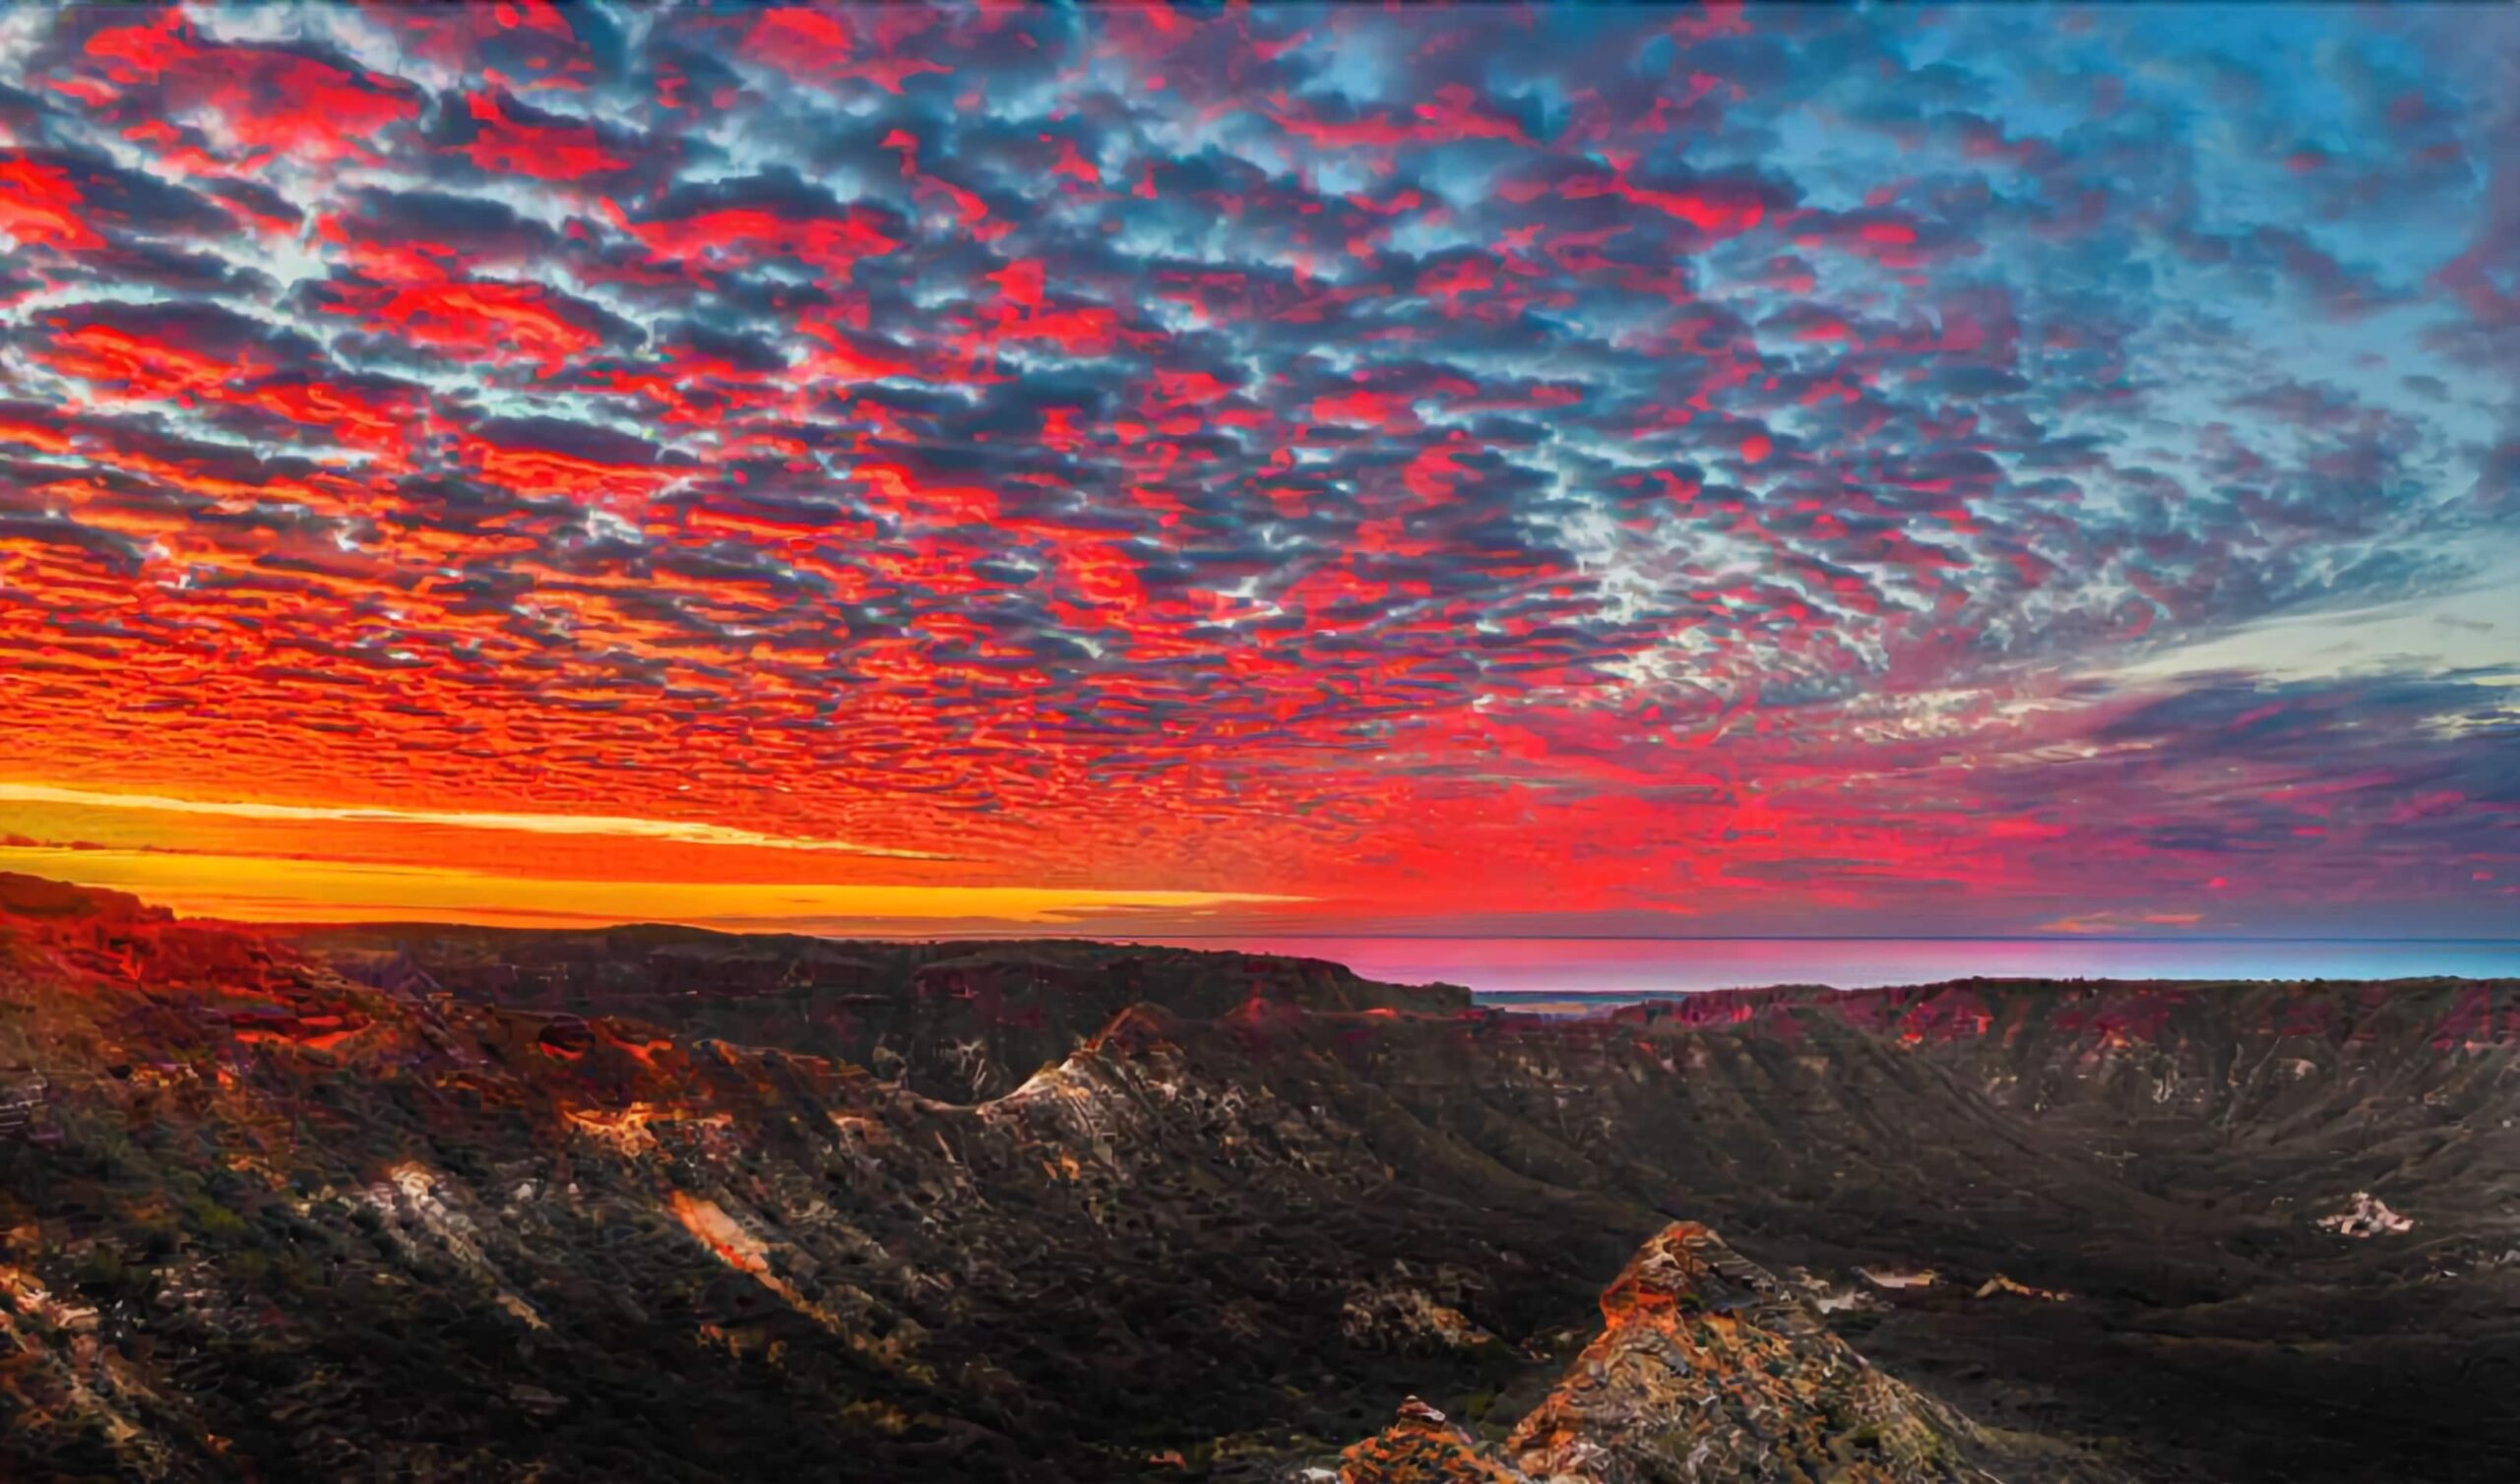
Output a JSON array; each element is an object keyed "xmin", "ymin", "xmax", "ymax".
[{"xmin": 2, "ymin": 875, "xmax": 2514, "ymax": 1481}]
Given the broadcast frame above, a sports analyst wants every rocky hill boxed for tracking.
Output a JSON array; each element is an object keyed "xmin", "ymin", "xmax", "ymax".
[
  {"xmin": 284, "ymin": 920, "xmax": 1471, "ymax": 1102},
  {"xmin": 2, "ymin": 875, "xmax": 2515, "ymax": 1482},
  {"xmin": 1336, "ymin": 1219, "xmax": 2099, "ymax": 1484}
]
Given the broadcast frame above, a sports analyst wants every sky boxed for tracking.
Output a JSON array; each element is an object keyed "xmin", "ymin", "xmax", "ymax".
[{"xmin": 0, "ymin": 1, "xmax": 2515, "ymax": 943}]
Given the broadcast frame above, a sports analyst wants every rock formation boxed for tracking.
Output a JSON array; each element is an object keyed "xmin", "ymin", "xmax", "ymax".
[{"xmin": 1336, "ymin": 1221, "xmax": 2026, "ymax": 1483}]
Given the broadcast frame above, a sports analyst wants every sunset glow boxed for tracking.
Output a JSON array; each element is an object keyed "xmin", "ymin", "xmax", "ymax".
[
  {"xmin": 0, "ymin": 782, "xmax": 951, "ymax": 857},
  {"xmin": 0, "ymin": 844, "xmax": 1296, "ymax": 931},
  {"xmin": 1, "ymin": 3, "xmax": 2514, "ymax": 938}
]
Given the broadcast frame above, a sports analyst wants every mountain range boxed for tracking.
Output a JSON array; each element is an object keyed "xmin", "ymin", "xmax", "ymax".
[{"xmin": 2, "ymin": 873, "xmax": 2514, "ymax": 1481}]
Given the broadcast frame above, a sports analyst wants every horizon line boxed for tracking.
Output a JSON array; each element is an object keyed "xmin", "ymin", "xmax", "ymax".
[
  {"xmin": 1095, "ymin": 933, "xmax": 2520, "ymax": 945},
  {"xmin": 280, "ymin": 920, "xmax": 2520, "ymax": 948}
]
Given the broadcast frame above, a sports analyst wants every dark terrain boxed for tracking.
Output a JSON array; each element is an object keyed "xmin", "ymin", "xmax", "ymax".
[{"xmin": 2, "ymin": 874, "xmax": 2515, "ymax": 1481}]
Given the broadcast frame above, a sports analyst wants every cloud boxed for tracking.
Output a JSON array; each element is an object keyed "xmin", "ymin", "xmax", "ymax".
[
  {"xmin": 0, "ymin": 844, "xmax": 1300, "ymax": 932},
  {"xmin": 0, "ymin": 784, "xmax": 953, "ymax": 861},
  {"xmin": 0, "ymin": 3, "xmax": 2511, "ymax": 933}
]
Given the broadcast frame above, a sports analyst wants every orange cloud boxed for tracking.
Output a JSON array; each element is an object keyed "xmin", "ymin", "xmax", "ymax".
[
  {"xmin": 0, "ymin": 844, "xmax": 1302, "ymax": 932},
  {"xmin": 0, "ymin": 783, "xmax": 951, "ymax": 860}
]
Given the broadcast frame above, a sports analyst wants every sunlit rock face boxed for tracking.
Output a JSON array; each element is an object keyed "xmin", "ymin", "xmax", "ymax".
[
  {"xmin": 1502, "ymin": 1222, "xmax": 1982, "ymax": 1483},
  {"xmin": 1334, "ymin": 1221, "xmax": 2111, "ymax": 1484},
  {"xmin": 1338, "ymin": 1396, "xmax": 1527, "ymax": 1484},
  {"xmin": 2, "ymin": 876, "xmax": 2516, "ymax": 1482},
  {"xmin": 2318, "ymin": 1192, "xmax": 2415, "ymax": 1239}
]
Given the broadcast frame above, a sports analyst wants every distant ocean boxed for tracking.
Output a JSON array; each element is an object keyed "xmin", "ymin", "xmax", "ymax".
[{"xmin": 1115, "ymin": 937, "xmax": 2520, "ymax": 1008}]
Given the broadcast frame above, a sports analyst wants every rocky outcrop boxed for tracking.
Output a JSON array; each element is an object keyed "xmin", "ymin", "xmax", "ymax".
[
  {"xmin": 1339, "ymin": 1396, "xmax": 1525, "ymax": 1483},
  {"xmin": 2318, "ymin": 1192, "xmax": 2415, "ymax": 1238},
  {"xmin": 1333, "ymin": 1222, "xmax": 2006, "ymax": 1484},
  {"xmin": 1503, "ymin": 1223, "xmax": 1983, "ymax": 1483}
]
